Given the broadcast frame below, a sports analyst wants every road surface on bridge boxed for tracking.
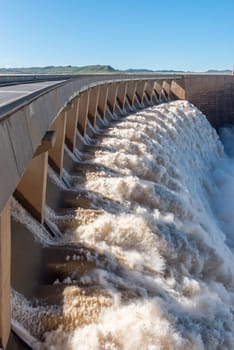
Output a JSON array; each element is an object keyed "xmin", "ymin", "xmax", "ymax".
[{"xmin": 0, "ymin": 80, "xmax": 65, "ymax": 111}]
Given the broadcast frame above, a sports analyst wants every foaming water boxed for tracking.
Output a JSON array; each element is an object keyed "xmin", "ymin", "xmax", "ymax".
[{"xmin": 13, "ymin": 101, "xmax": 234, "ymax": 349}]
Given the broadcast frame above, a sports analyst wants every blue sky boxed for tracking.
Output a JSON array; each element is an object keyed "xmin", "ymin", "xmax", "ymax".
[{"xmin": 0, "ymin": 0, "xmax": 233, "ymax": 71}]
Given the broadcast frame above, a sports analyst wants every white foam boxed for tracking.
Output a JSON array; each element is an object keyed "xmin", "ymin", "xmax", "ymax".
[{"xmin": 17, "ymin": 101, "xmax": 234, "ymax": 349}]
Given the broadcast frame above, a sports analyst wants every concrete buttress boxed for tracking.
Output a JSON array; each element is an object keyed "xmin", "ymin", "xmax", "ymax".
[
  {"xmin": 0, "ymin": 200, "xmax": 11, "ymax": 349},
  {"xmin": 116, "ymin": 82, "xmax": 128, "ymax": 111},
  {"xmin": 107, "ymin": 83, "xmax": 118, "ymax": 114},
  {"xmin": 65, "ymin": 99, "xmax": 79, "ymax": 152},
  {"xmin": 126, "ymin": 80, "xmax": 137, "ymax": 107},
  {"xmin": 15, "ymin": 151, "xmax": 48, "ymax": 224},
  {"xmin": 77, "ymin": 91, "xmax": 90, "ymax": 136},
  {"xmin": 49, "ymin": 111, "xmax": 67, "ymax": 176},
  {"xmin": 88, "ymin": 86, "xmax": 100, "ymax": 126},
  {"xmin": 97, "ymin": 84, "xmax": 109, "ymax": 118}
]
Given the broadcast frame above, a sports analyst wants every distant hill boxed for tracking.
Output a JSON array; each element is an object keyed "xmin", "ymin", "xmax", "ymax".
[
  {"xmin": 124, "ymin": 68, "xmax": 186, "ymax": 73},
  {"xmin": 0, "ymin": 65, "xmax": 232, "ymax": 75},
  {"xmin": 206, "ymin": 69, "xmax": 232, "ymax": 74},
  {"xmin": 0, "ymin": 65, "xmax": 118, "ymax": 75},
  {"xmin": 125, "ymin": 68, "xmax": 155, "ymax": 73}
]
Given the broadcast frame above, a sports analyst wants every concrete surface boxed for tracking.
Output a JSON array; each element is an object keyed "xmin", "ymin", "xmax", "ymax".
[{"xmin": 0, "ymin": 81, "xmax": 65, "ymax": 111}]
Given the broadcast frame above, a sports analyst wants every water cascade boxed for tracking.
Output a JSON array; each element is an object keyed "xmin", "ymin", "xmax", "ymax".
[{"xmin": 11, "ymin": 100, "xmax": 234, "ymax": 349}]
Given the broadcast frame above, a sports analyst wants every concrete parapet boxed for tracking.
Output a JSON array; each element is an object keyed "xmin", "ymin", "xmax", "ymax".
[{"xmin": 0, "ymin": 200, "xmax": 11, "ymax": 349}]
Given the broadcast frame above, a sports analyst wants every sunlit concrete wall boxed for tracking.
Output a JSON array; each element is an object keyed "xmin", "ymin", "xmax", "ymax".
[{"xmin": 184, "ymin": 75, "xmax": 234, "ymax": 128}]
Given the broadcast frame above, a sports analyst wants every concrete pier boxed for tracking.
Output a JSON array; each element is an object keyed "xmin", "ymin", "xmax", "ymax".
[{"xmin": 0, "ymin": 201, "xmax": 11, "ymax": 349}]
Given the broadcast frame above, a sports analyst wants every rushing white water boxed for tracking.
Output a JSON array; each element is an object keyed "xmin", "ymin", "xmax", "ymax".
[{"xmin": 12, "ymin": 100, "xmax": 234, "ymax": 349}]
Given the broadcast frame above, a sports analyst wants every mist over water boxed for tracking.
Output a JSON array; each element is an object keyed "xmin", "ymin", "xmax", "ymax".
[
  {"xmin": 212, "ymin": 126, "xmax": 234, "ymax": 252},
  {"xmin": 12, "ymin": 101, "xmax": 234, "ymax": 349}
]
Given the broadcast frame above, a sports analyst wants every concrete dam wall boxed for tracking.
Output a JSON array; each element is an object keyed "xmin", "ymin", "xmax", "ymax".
[{"xmin": 0, "ymin": 74, "xmax": 234, "ymax": 349}]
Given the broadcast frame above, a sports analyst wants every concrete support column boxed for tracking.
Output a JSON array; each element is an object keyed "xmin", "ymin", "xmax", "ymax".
[
  {"xmin": 49, "ymin": 111, "xmax": 67, "ymax": 176},
  {"xmin": 135, "ymin": 80, "xmax": 147, "ymax": 105},
  {"xmin": 65, "ymin": 99, "xmax": 79, "ymax": 152},
  {"xmin": 162, "ymin": 80, "xmax": 171, "ymax": 99},
  {"xmin": 107, "ymin": 83, "xmax": 118, "ymax": 114},
  {"xmin": 15, "ymin": 152, "xmax": 48, "ymax": 224},
  {"xmin": 126, "ymin": 81, "xmax": 137, "ymax": 107},
  {"xmin": 15, "ymin": 131, "xmax": 55, "ymax": 223},
  {"xmin": 0, "ymin": 200, "xmax": 11, "ymax": 350},
  {"xmin": 145, "ymin": 80, "xmax": 155, "ymax": 104},
  {"xmin": 97, "ymin": 84, "xmax": 109, "ymax": 118},
  {"xmin": 154, "ymin": 81, "xmax": 163, "ymax": 100},
  {"xmin": 151, "ymin": 90, "xmax": 159, "ymax": 104},
  {"xmin": 171, "ymin": 79, "xmax": 185, "ymax": 100},
  {"xmin": 77, "ymin": 91, "xmax": 90, "ymax": 136},
  {"xmin": 116, "ymin": 81, "xmax": 128, "ymax": 110},
  {"xmin": 88, "ymin": 86, "xmax": 100, "ymax": 126}
]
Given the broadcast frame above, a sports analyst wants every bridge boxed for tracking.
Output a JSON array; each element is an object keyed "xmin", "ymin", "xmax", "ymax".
[{"xmin": 0, "ymin": 73, "xmax": 234, "ymax": 348}]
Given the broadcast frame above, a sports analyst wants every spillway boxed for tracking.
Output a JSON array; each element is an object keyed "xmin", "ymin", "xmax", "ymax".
[{"xmin": 11, "ymin": 100, "xmax": 234, "ymax": 349}]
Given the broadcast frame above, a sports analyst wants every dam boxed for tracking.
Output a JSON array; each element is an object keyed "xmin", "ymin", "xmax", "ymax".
[{"xmin": 0, "ymin": 74, "xmax": 234, "ymax": 349}]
